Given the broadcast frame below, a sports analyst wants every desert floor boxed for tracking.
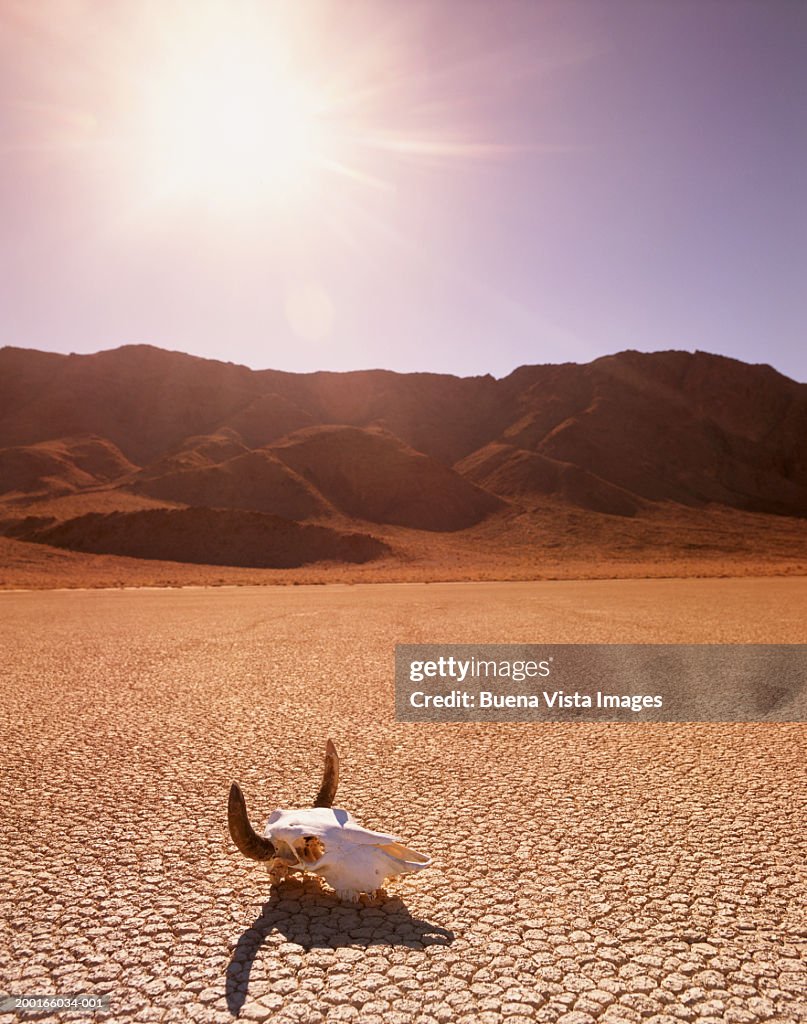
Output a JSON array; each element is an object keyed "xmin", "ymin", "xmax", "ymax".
[{"xmin": 1, "ymin": 579, "xmax": 805, "ymax": 1024}]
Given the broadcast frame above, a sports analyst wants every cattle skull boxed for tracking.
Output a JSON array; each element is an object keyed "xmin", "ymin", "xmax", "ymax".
[{"xmin": 228, "ymin": 740, "xmax": 431, "ymax": 902}]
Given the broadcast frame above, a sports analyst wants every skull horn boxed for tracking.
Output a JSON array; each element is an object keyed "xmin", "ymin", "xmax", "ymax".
[
  {"xmin": 313, "ymin": 739, "xmax": 340, "ymax": 808},
  {"xmin": 228, "ymin": 782, "xmax": 276, "ymax": 861}
]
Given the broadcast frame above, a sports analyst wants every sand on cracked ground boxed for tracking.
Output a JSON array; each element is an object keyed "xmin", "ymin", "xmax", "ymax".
[{"xmin": 1, "ymin": 579, "xmax": 806, "ymax": 1024}]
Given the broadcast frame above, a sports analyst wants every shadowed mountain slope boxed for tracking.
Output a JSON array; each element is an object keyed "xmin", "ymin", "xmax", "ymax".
[
  {"xmin": 498, "ymin": 351, "xmax": 807, "ymax": 513},
  {"xmin": 456, "ymin": 443, "xmax": 641, "ymax": 518},
  {"xmin": 1, "ymin": 346, "xmax": 805, "ymax": 533},
  {"xmin": 134, "ymin": 443, "xmax": 330, "ymax": 521},
  {"xmin": 8, "ymin": 508, "xmax": 387, "ymax": 568},
  {"xmin": 267, "ymin": 425, "xmax": 504, "ymax": 530},
  {"xmin": 0, "ymin": 436, "xmax": 136, "ymax": 499}
]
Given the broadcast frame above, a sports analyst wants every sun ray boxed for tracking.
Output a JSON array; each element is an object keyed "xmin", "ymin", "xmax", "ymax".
[{"xmin": 2, "ymin": 2, "xmax": 564, "ymax": 218}]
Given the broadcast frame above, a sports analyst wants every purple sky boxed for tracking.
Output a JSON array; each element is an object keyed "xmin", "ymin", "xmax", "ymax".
[{"xmin": 0, "ymin": 1, "xmax": 805, "ymax": 381}]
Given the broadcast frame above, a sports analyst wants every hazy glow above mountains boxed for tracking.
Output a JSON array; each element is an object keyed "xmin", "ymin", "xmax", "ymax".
[{"xmin": 0, "ymin": 2, "xmax": 804, "ymax": 382}]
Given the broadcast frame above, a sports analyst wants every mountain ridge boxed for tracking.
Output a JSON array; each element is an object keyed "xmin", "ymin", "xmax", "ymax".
[{"xmin": 1, "ymin": 344, "xmax": 806, "ymax": 572}]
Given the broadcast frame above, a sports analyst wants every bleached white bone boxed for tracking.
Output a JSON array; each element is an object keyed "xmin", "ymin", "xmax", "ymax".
[{"xmin": 228, "ymin": 740, "xmax": 431, "ymax": 902}]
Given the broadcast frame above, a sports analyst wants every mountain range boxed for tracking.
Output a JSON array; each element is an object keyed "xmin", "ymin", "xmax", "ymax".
[{"xmin": 1, "ymin": 344, "xmax": 805, "ymax": 575}]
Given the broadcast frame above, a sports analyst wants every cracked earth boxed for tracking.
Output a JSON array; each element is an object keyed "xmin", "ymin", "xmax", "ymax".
[{"xmin": 1, "ymin": 579, "xmax": 805, "ymax": 1023}]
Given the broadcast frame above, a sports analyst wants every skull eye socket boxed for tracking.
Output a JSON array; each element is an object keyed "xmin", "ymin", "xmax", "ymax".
[{"xmin": 298, "ymin": 835, "xmax": 326, "ymax": 864}]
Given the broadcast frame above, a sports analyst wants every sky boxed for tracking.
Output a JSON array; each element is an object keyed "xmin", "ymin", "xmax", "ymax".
[{"xmin": 0, "ymin": 0, "xmax": 805, "ymax": 381}]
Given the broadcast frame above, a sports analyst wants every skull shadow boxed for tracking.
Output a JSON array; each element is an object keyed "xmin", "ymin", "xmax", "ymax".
[{"xmin": 225, "ymin": 875, "xmax": 454, "ymax": 1016}]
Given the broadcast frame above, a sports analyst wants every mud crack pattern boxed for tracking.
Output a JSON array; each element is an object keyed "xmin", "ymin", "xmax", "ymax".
[{"xmin": 1, "ymin": 580, "xmax": 805, "ymax": 1023}]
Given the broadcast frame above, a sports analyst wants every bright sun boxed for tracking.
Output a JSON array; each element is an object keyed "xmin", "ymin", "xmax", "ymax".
[
  {"xmin": 9, "ymin": 4, "xmax": 510, "ymax": 218},
  {"xmin": 125, "ymin": 4, "xmax": 494, "ymax": 212},
  {"xmin": 141, "ymin": 27, "xmax": 329, "ymax": 207}
]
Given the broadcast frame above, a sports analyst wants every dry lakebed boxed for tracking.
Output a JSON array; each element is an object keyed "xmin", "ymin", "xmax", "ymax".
[{"xmin": 1, "ymin": 578, "xmax": 805, "ymax": 1023}]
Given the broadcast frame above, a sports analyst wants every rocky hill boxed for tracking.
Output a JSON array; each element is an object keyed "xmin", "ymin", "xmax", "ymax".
[{"xmin": 1, "ymin": 344, "xmax": 805, "ymax": 571}]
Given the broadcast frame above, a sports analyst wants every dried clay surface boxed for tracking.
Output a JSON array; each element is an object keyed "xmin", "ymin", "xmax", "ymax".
[{"xmin": 1, "ymin": 579, "xmax": 805, "ymax": 1024}]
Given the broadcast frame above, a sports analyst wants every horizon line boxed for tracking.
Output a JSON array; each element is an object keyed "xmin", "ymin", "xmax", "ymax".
[{"xmin": 1, "ymin": 341, "xmax": 800, "ymax": 386}]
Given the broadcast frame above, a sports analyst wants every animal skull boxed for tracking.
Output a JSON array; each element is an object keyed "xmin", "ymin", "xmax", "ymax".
[{"xmin": 228, "ymin": 740, "xmax": 431, "ymax": 902}]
